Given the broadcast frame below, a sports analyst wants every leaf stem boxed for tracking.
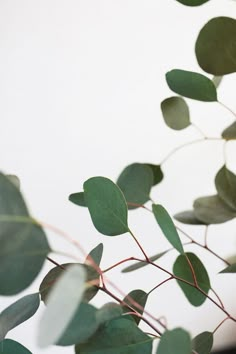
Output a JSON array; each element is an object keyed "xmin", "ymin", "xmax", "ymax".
[
  {"xmin": 213, "ymin": 317, "xmax": 230, "ymax": 334},
  {"xmin": 218, "ymin": 101, "xmax": 236, "ymax": 119},
  {"xmin": 147, "ymin": 277, "xmax": 174, "ymax": 295},
  {"xmin": 129, "ymin": 229, "xmax": 149, "ymax": 261}
]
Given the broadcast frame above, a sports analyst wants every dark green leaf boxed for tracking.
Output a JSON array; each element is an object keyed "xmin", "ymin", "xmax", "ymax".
[
  {"xmin": 166, "ymin": 69, "xmax": 217, "ymax": 102},
  {"xmin": 117, "ymin": 164, "xmax": 153, "ymax": 209},
  {"xmin": 0, "ymin": 173, "xmax": 50, "ymax": 295},
  {"xmin": 85, "ymin": 243, "xmax": 103, "ymax": 267},
  {"xmin": 57, "ymin": 303, "xmax": 98, "ymax": 346},
  {"xmin": 222, "ymin": 121, "xmax": 236, "ymax": 140},
  {"xmin": 84, "ymin": 177, "xmax": 129, "ymax": 236},
  {"xmin": 75, "ymin": 317, "xmax": 153, "ymax": 354},
  {"xmin": 212, "ymin": 76, "xmax": 223, "ymax": 89},
  {"xmin": 161, "ymin": 96, "xmax": 190, "ymax": 130},
  {"xmin": 96, "ymin": 303, "xmax": 123, "ymax": 325},
  {"xmin": 69, "ymin": 192, "xmax": 86, "ymax": 207},
  {"xmin": 215, "ymin": 165, "xmax": 236, "ymax": 210},
  {"xmin": 219, "ymin": 263, "xmax": 236, "ymax": 273},
  {"xmin": 175, "ymin": 0, "xmax": 209, "ymax": 6},
  {"xmin": 0, "ymin": 293, "xmax": 40, "ymax": 341},
  {"xmin": 156, "ymin": 328, "xmax": 191, "ymax": 354},
  {"xmin": 146, "ymin": 164, "xmax": 164, "ymax": 186},
  {"xmin": 0, "ymin": 339, "xmax": 31, "ymax": 354},
  {"xmin": 38, "ymin": 265, "xmax": 86, "ymax": 347},
  {"xmin": 173, "ymin": 252, "xmax": 210, "ymax": 306},
  {"xmin": 193, "ymin": 195, "xmax": 236, "ymax": 224},
  {"xmin": 174, "ymin": 210, "xmax": 206, "ymax": 225},
  {"xmin": 40, "ymin": 263, "xmax": 100, "ymax": 304},
  {"xmin": 122, "ymin": 251, "xmax": 168, "ymax": 273},
  {"xmin": 152, "ymin": 204, "xmax": 184, "ymax": 254},
  {"xmin": 195, "ymin": 17, "xmax": 236, "ymax": 75},
  {"xmin": 122, "ymin": 290, "xmax": 148, "ymax": 324},
  {"xmin": 192, "ymin": 331, "xmax": 213, "ymax": 354}
]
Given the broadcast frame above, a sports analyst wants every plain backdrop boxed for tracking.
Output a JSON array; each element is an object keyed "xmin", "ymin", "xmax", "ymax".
[{"xmin": 0, "ymin": 0, "xmax": 236, "ymax": 353}]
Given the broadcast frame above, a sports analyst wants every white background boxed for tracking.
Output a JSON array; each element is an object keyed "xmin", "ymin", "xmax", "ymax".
[{"xmin": 0, "ymin": 0, "xmax": 236, "ymax": 353}]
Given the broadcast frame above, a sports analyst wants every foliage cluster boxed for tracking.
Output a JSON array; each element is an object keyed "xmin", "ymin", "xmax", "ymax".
[{"xmin": 1, "ymin": 0, "xmax": 236, "ymax": 353}]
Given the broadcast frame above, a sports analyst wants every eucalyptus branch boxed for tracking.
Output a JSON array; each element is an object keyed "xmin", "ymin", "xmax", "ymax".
[{"xmin": 218, "ymin": 101, "xmax": 236, "ymax": 120}]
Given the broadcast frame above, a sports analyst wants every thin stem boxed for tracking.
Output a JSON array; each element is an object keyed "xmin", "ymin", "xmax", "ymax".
[
  {"xmin": 129, "ymin": 229, "xmax": 149, "ymax": 261},
  {"xmin": 211, "ymin": 288, "xmax": 225, "ymax": 309},
  {"xmin": 191, "ymin": 122, "xmax": 207, "ymax": 138},
  {"xmin": 102, "ymin": 257, "xmax": 139, "ymax": 273},
  {"xmin": 99, "ymin": 286, "xmax": 163, "ymax": 335},
  {"xmin": 160, "ymin": 138, "xmax": 205, "ymax": 165},
  {"xmin": 219, "ymin": 101, "xmax": 236, "ymax": 119},
  {"xmin": 46, "ymin": 256, "xmax": 66, "ymax": 270},
  {"xmin": 204, "ymin": 226, "xmax": 208, "ymax": 247},
  {"xmin": 147, "ymin": 277, "xmax": 174, "ymax": 295},
  {"xmin": 213, "ymin": 317, "xmax": 230, "ymax": 334}
]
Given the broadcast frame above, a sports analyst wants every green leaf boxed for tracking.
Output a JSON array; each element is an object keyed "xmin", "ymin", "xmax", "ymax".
[
  {"xmin": 212, "ymin": 76, "xmax": 223, "ymax": 89},
  {"xmin": 152, "ymin": 204, "xmax": 184, "ymax": 254},
  {"xmin": 122, "ymin": 251, "xmax": 168, "ymax": 273},
  {"xmin": 40, "ymin": 263, "xmax": 100, "ymax": 304},
  {"xmin": 219, "ymin": 263, "xmax": 236, "ymax": 273},
  {"xmin": 156, "ymin": 328, "xmax": 191, "ymax": 354},
  {"xmin": 193, "ymin": 195, "xmax": 236, "ymax": 224},
  {"xmin": 75, "ymin": 317, "xmax": 153, "ymax": 354},
  {"xmin": 174, "ymin": 210, "xmax": 206, "ymax": 225},
  {"xmin": 96, "ymin": 303, "xmax": 123, "ymax": 325},
  {"xmin": 85, "ymin": 243, "xmax": 103, "ymax": 266},
  {"xmin": 0, "ymin": 293, "xmax": 40, "ymax": 341},
  {"xmin": 122, "ymin": 290, "xmax": 148, "ymax": 324},
  {"xmin": 222, "ymin": 121, "xmax": 236, "ymax": 140},
  {"xmin": 84, "ymin": 177, "xmax": 129, "ymax": 236},
  {"xmin": 0, "ymin": 339, "xmax": 31, "ymax": 354},
  {"xmin": 146, "ymin": 164, "xmax": 164, "ymax": 186},
  {"xmin": 192, "ymin": 331, "xmax": 213, "ymax": 354},
  {"xmin": 195, "ymin": 17, "xmax": 236, "ymax": 75},
  {"xmin": 175, "ymin": 0, "xmax": 209, "ymax": 6},
  {"xmin": 6, "ymin": 175, "xmax": 20, "ymax": 189},
  {"xmin": 38, "ymin": 264, "xmax": 86, "ymax": 348},
  {"xmin": 161, "ymin": 96, "xmax": 190, "ymax": 130},
  {"xmin": 57, "ymin": 303, "xmax": 98, "ymax": 346},
  {"xmin": 173, "ymin": 252, "xmax": 210, "ymax": 306},
  {"xmin": 166, "ymin": 69, "xmax": 217, "ymax": 102},
  {"xmin": 0, "ymin": 173, "xmax": 50, "ymax": 295},
  {"xmin": 215, "ymin": 165, "xmax": 236, "ymax": 210},
  {"xmin": 69, "ymin": 192, "xmax": 86, "ymax": 207},
  {"xmin": 117, "ymin": 164, "xmax": 153, "ymax": 209}
]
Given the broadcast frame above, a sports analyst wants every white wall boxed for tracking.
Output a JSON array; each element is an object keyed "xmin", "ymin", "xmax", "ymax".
[{"xmin": 0, "ymin": 0, "xmax": 236, "ymax": 353}]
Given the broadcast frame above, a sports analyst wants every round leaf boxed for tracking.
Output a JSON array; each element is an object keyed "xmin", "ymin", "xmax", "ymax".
[
  {"xmin": 117, "ymin": 163, "xmax": 153, "ymax": 209},
  {"xmin": 152, "ymin": 204, "xmax": 184, "ymax": 254},
  {"xmin": 222, "ymin": 121, "xmax": 236, "ymax": 140},
  {"xmin": 39, "ymin": 263, "xmax": 100, "ymax": 304},
  {"xmin": 0, "ymin": 339, "xmax": 31, "ymax": 354},
  {"xmin": 57, "ymin": 303, "xmax": 98, "ymax": 346},
  {"xmin": 84, "ymin": 177, "xmax": 129, "ymax": 236},
  {"xmin": 215, "ymin": 166, "xmax": 236, "ymax": 210},
  {"xmin": 0, "ymin": 293, "xmax": 40, "ymax": 341},
  {"xmin": 38, "ymin": 264, "xmax": 86, "ymax": 347},
  {"xmin": 175, "ymin": 0, "xmax": 209, "ymax": 5},
  {"xmin": 193, "ymin": 195, "xmax": 236, "ymax": 224},
  {"xmin": 75, "ymin": 317, "xmax": 153, "ymax": 354},
  {"xmin": 166, "ymin": 69, "xmax": 217, "ymax": 102},
  {"xmin": 192, "ymin": 331, "xmax": 213, "ymax": 354},
  {"xmin": 96, "ymin": 303, "xmax": 123, "ymax": 325},
  {"xmin": 85, "ymin": 243, "xmax": 103, "ymax": 266},
  {"xmin": 173, "ymin": 252, "xmax": 210, "ymax": 306},
  {"xmin": 146, "ymin": 164, "xmax": 164, "ymax": 186},
  {"xmin": 0, "ymin": 173, "xmax": 50, "ymax": 295},
  {"xmin": 174, "ymin": 210, "xmax": 206, "ymax": 225},
  {"xmin": 161, "ymin": 96, "xmax": 190, "ymax": 130},
  {"xmin": 195, "ymin": 17, "xmax": 236, "ymax": 75},
  {"xmin": 219, "ymin": 263, "xmax": 236, "ymax": 274},
  {"xmin": 156, "ymin": 328, "xmax": 191, "ymax": 354},
  {"xmin": 212, "ymin": 76, "xmax": 223, "ymax": 89}
]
